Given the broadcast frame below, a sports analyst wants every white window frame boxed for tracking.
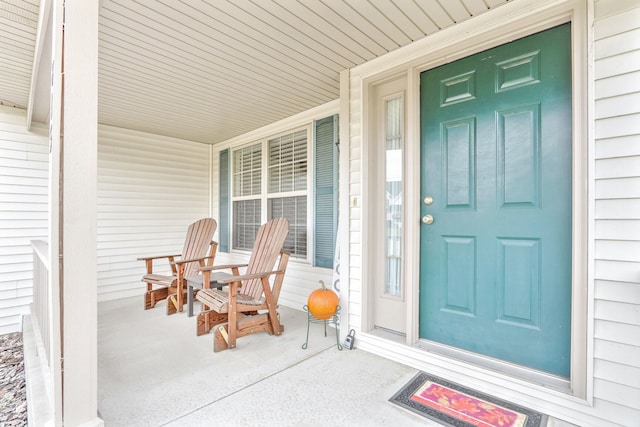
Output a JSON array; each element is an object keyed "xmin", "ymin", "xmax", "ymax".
[{"xmin": 230, "ymin": 125, "xmax": 312, "ymax": 261}]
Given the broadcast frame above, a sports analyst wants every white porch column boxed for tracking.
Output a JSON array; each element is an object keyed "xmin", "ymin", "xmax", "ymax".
[{"xmin": 58, "ymin": 0, "xmax": 102, "ymax": 425}]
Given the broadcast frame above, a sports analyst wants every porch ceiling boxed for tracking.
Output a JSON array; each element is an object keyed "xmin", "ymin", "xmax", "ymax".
[{"xmin": 1, "ymin": 0, "xmax": 511, "ymax": 145}]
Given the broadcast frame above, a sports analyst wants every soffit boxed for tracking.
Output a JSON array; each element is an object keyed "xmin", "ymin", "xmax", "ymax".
[
  {"xmin": 0, "ymin": 0, "xmax": 512, "ymax": 144},
  {"xmin": 0, "ymin": 0, "xmax": 39, "ymax": 109}
]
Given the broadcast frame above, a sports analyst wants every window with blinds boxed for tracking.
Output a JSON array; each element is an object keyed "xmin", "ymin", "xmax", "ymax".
[
  {"xmin": 233, "ymin": 199, "xmax": 261, "ymax": 251},
  {"xmin": 267, "ymin": 130, "xmax": 308, "ymax": 256},
  {"xmin": 269, "ymin": 196, "xmax": 307, "ymax": 256},
  {"xmin": 230, "ymin": 128, "xmax": 310, "ymax": 257},
  {"xmin": 233, "ymin": 143, "xmax": 262, "ymax": 197},
  {"xmin": 225, "ymin": 119, "xmax": 336, "ymax": 263},
  {"xmin": 232, "ymin": 143, "xmax": 262, "ymax": 250},
  {"xmin": 268, "ymin": 130, "xmax": 307, "ymax": 193}
]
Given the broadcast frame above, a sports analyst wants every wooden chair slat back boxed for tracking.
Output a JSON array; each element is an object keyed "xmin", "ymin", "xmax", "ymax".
[
  {"xmin": 182, "ymin": 218, "xmax": 217, "ymax": 278},
  {"xmin": 242, "ymin": 217, "xmax": 290, "ymax": 299},
  {"xmin": 270, "ymin": 250, "xmax": 290, "ymax": 304}
]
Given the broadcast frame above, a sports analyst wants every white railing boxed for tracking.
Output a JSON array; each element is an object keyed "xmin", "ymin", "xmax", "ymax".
[
  {"xmin": 31, "ymin": 240, "xmax": 51, "ymax": 366},
  {"xmin": 28, "ymin": 239, "xmax": 59, "ymax": 426}
]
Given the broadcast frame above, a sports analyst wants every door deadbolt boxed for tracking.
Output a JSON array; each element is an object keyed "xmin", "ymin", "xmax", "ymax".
[{"xmin": 423, "ymin": 196, "xmax": 433, "ymax": 205}]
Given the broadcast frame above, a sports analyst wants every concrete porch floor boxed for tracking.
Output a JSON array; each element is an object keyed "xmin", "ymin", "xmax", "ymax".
[
  {"xmin": 98, "ymin": 296, "xmax": 431, "ymax": 426},
  {"xmin": 97, "ymin": 296, "xmax": 576, "ymax": 427}
]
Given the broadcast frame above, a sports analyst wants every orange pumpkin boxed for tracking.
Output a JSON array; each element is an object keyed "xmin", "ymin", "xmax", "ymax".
[{"xmin": 308, "ymin": 280, "xmax": 339, "ymax": 320}]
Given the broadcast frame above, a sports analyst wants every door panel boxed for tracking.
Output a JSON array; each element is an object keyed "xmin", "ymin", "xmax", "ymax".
[{"xmin": 419, "ymin": 24, "xmax": 572, "ymax": 377}]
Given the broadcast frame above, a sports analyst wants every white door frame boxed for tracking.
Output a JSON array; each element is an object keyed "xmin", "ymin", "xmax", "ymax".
[{"xmin": 357, "ymin": 0, "xmax": 591, "ymax": 401}]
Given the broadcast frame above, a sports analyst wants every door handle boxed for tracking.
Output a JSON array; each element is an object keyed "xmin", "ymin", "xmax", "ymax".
[{"xmin": 422, "ymin": 214, "xmax": 434, "ymax": 225}]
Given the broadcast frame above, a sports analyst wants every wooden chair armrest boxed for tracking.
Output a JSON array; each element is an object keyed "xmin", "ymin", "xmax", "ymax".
[
  {"xmin": 137, "ymin": 253, "xmax": 182, "ymax": 261},
  {"xmin": 173, "ymin": 255, "xmax": 216, "ymax": 266},
  {"xmin": 198, "ymin": 263, "xmax": 248, "ymax": 272},
  {"xmin": 216, "ymin": 269, "xmax": 285, "ymax": 284}
]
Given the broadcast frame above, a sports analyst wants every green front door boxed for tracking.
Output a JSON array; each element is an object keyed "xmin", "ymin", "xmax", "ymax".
[{"xmin": 419, "ymin": 24, "xmax": 572, "ymax": 377}]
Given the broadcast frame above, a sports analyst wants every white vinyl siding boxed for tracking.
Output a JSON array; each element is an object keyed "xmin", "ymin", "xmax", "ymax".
[
  {"xmin": 97, "ymin": 125, "xmax": 210, "ymax": 302},
  {"xmin": 592, "ymin": 0, "xmax": 640, "ymax": 422},
  {"xmin": 0, "ymin": 108, "xmax": 48, "ymax": 334},
  {"xmin": 347, "ymin": 69, "xmax": 364, "ymax": 335}
]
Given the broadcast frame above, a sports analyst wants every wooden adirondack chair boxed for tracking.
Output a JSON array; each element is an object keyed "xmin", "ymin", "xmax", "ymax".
[
  {"xmin": 195, "ymin": 217, "xmax": 290, "ymax": 352},
  {"xmin": 139, "ymin": 218, "xmax": 217, "ymax": 315}
]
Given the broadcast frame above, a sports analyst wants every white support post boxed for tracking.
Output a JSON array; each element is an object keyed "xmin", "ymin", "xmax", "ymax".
[
  {"xmin": 48, "ymin": 0, "xmax": 63, "ymax": 424},
  {"xmin": 58, "ymin": 0, "xmax": 102, "ymax": 425}
]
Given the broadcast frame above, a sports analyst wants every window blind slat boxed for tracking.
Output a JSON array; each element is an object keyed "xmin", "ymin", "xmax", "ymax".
[
  {"xmin": 268, "ymin": 131, "xmax": 307, "ymax": 195},
  {"xmin": 233, "ymin": 199, "xmax": 261, "ymax": 250},
  {"xmin": 268, "ymin": 196, "xmax": 306, "ymax": 256}
]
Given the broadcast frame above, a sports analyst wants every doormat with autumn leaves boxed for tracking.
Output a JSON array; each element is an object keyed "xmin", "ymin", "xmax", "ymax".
[{"xmin": 390, "ymin": 372, "xmax": 547, "ymax": 427}]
